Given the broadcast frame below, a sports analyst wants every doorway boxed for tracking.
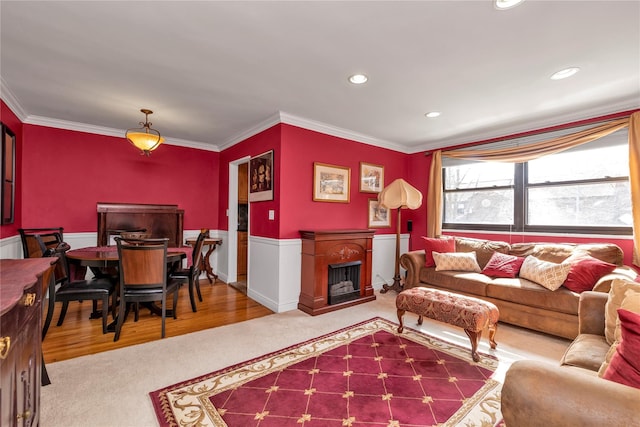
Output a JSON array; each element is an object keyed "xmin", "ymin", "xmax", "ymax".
[{"xmin": 236, "ymin": 162, "xmax": 248, "ymax": 293}]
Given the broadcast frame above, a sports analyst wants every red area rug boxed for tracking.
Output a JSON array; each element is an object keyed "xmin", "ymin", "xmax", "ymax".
[{"xmin": 150, "ymin": 317, "xmax": 502, "ymax": 426}]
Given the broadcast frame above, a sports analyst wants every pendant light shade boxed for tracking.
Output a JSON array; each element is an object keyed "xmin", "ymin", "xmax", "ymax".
[{"xmin": 125, "ymin": 109, "xmax": 164, "ymax": 156}]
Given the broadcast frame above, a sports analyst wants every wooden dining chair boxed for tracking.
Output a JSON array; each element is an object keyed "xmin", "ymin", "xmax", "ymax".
[
  {"xmin": 114, "ymin": 237, "xmax": 181, "ymax": 342},
  {"xmin": 19, "ymin": 227, "xmax": 115, "ymax": 335},
  {"xmin": 19, "ymin": 227, "xmax": 70, "ymax": 337},
  {"xmin": 170, "ymin": 230, "xmax": 207, "ymax": 312},
  {"xmin": 54, "ymin": 250, "xmax": 116, "ymax": 334}
]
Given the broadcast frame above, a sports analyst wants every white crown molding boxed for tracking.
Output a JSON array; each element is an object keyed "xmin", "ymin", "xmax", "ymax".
[
  {"xmin": 409, "ymin": 98, "xmax": 640, "ymax": 154},
  {"xmin": 279, "ymin": 112, "xmax": 408, "ymax": 153},
  {"xmin": 218, "ymin": 112, "xmax": 282, "ymax": 151},
  {"xmin": 21, "ymin": 115, "xmax": 219, "ymax": 152},
  {"xmin": 218, "ymin": 111, "xmax": 409, "ymax": 153},
  {"xmin": 0, "ymin": 77, "xmax": 28, "ymax": 121}
]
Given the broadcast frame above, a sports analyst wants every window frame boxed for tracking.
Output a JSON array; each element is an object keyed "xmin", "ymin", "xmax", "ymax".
[{"xmin": 442, "ymin": 141, "xmax": 632, "ymax": 236}]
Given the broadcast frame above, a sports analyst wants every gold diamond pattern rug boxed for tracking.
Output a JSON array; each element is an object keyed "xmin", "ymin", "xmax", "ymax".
[{"xmin": 150, "ymin": 317, "xmax": 502, "ymax": 427}]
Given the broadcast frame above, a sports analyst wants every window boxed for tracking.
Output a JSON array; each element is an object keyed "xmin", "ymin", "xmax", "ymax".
[{"xmin": 442, "ymin": 127, "xmax": 631, "ymax": 235}]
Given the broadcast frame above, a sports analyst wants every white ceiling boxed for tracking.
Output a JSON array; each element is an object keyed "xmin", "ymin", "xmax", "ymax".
[{"xmin": 1, "ymin": 1, "xmax": 638, "ymax": 153}]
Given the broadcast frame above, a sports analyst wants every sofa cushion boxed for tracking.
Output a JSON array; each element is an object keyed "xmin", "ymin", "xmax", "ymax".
[
  {"xmin": 509, "ymin": 242, "xmax": 624, "ymax": 265},
  {"xmin": 520, "ymin": 256, "xmax": 572, "ymax": 291},
  {"xmin": 561, "ymin": 333, "xmax": 611, "ymax": 371},
  {"xmin": 563, "ymin": 253, "xmax": 617, "ymax": 293},
  {"xmin": 486, "ymin": 278, "xmax": 579, "ymax": 315},
  {"xmin": 602, "ymin": 308, "xmax": 640, "ymax": 388},
  {"xmin": 605, "ymin": 278, "xmax": 640, "ymax": 344},
  {"xmin": 433, "ymin": 251, "xmax": 481, "ymax": 272},
  {"xmin": 454, "ymin": 237, "xmax": 510, "ymax": 269},
  {"xmin": 421, "ymin": 236, "xmax": 455, "ymax": 267},
  {"xmin": 482, "ymin": 252, "xmax": 525, "ymax": 278},
  {"xmin": 419, "ymin": 268, "xmax": 490, "ymax": 297}
]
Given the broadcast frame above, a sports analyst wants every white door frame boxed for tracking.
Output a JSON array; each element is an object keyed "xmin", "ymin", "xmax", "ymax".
[{"xmin": 227, "ymin": 156, "xmax": 250, "ymax": 284}]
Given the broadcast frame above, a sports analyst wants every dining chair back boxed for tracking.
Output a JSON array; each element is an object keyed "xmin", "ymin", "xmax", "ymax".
[
  {"xmin": 114, "ymin": 237, "xmax": 181, "ymax": 341},
  {"xmin": 19, "ymin": 227, "xmax": 70, "ymax": 282},
  {"xmin": 170, "ymin": 230, "xmax": 207, "ymax": 312},
  {"xmin": 19, "ymin": 227, "xmax": 73, "ymax": 337}
]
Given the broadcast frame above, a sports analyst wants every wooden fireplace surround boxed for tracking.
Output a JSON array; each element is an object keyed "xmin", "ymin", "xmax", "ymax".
[{"xmin": 298, "ymin": 229, "xmax": 376, "ymax": 315}]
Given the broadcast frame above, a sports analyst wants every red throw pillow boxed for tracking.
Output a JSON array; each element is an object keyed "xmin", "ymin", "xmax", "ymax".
[
  {"xmin": 482, "ymin": 252, "xmax": 525, "ymax": 278},
  {"xmin": 603, "ymin": 308, "xmax": 640, "ymax": 388},
  {"xmin": 421, "ymin": 237, "xmax": 455, "ymax": 268},
  {"xmin": 563, "ymin": 255, "xmax": 616, "ymax": 293}
]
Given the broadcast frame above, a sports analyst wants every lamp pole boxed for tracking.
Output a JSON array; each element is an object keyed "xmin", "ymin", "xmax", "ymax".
[{"xmin": 381, "ymin": 206, "xmax": 403, "ymax": 293}]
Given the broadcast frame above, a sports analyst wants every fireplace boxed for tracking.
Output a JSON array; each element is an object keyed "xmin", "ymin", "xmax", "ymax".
[
  {"xmin": 328, "ymin": 261, "xmax": 361, "ymax": 305},
  {"xmin": 298, "ymin": 229, "xmax": 376, "ymax": 315}
]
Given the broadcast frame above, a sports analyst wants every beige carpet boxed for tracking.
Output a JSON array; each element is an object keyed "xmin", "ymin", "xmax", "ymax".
[{"xmin": 40, "ymin": 291, "xmax": 570, "ymax": 427}]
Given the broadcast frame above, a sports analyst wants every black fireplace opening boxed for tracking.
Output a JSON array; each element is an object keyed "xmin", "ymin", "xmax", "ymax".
[{"xmin": 328, "ymin": 261, "xmax": 361, "ymax": 305}]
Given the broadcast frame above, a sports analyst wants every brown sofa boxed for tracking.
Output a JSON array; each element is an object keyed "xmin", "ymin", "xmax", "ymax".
[
  {"xmin": 399, "ymin": 237, "xmax": 637, "ymax": 339},
  {"xmin": 500, "ymin": 291, "xmax": 640, "ymax": 426}
]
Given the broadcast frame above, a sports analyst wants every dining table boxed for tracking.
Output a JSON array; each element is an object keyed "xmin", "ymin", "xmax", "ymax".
[{"xmin": 65, "ymin": 245, "xmax": 193, "ymax": 329}]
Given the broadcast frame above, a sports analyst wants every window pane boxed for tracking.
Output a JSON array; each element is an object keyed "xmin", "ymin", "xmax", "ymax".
[
  {"xmin": 444, "ymin": 189, "xmax": 514, "ymax": 224},
  {"xmin": 444, "ymin": 162, "xmax": 514, "ymax": 189},
  {"xmin": 528, "ymin": 144, "xmax": 628, "ymax": 183},
  {"xmin": 528, "ymin": 182, "xmax": 632, "ymax": 227}
]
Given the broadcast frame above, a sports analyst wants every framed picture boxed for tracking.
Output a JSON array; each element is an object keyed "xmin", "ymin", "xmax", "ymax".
[
  {"xmin": 313, "ymin": 162, "xmax": 350, "ymax": 203},
  {"xmin": 1, "ymin": 123, "xmax": 15, "ymax": 224},
  {"xmin": 368, "ymin": 198, "xmax": 391, "ymax": 228},
  {"xmin": 359, "ymin": 162, "xmax": 384, "ymax": 193},
  {"xmin": 249, "ymin": 150, "xmax": 274, "ymax": 202}
]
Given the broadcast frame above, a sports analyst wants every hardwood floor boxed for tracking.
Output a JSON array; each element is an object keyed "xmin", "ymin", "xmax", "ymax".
[{"xmin": 42, "ymin": 280, "xmax": 273, "ymax": 363}]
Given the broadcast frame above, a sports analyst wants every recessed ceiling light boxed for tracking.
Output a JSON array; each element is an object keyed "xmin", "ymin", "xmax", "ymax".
[
  {"xmin": 495, "ymin": 0, "xmax": 524, "ymax": 10},
  {"xmin": 550, "ymin": 67, "xmax": 580, "ymax": 80},
  {"xmin": 348, "ymin": 74, "xmax": 368, "ymax": 84},
  {"xmin": 425, "ymin": 112, "xmax": 441, "ymax": 118}
]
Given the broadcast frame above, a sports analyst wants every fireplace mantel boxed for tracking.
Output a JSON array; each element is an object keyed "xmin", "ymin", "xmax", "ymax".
[{"xmin": 298, "ymin": 229, "xmax": 376, "ymax": 315}]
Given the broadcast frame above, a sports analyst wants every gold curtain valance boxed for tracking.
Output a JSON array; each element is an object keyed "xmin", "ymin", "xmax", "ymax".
[{"xmin": 427, "ymin": 111, "xmax": 640, "ymax": 267}]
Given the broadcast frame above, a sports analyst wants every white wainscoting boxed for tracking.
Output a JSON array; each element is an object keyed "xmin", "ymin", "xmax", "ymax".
[{"xmin": 1, "ymin": 230, "xmax": 407, "ymax": 314}]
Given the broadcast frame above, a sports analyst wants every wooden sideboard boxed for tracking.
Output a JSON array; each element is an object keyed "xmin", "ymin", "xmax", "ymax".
[
  {"xmin": 1, "ymin": 258, "xmax": 55, "ymax": 427},
  {"xmin": 298, "ymin": 229, "xmax": 376, "ymax": 315}
]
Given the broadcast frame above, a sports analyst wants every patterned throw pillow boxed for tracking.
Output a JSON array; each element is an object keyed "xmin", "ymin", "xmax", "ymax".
[
  {"xmin": 482, "ymin": 252, "xmax": 525, "ymax": 278},
  {"xmin": 604, "ymin": 278, "xmax": 640, "ymax": 344},
  {"xmin": 519, "ymin": 256, "xmax": 572, "ymax": 291},
  {"xmin": 432, "ymin": 251, "xmax": 481, "ymax": 272},
  {"xmin": 421, "ymin": 237, "xmax": 456, "ymax": 268}
]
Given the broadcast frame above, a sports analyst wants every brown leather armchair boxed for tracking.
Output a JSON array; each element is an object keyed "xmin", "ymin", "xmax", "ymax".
[{"xmin": 501, "ymin": 291, "xmax": 640, "ymax": 426}]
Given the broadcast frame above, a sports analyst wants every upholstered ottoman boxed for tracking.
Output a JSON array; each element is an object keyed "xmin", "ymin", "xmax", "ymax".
[{"xmin": 396, "ymin": 287, "xmax": 499, "ymax": 362}]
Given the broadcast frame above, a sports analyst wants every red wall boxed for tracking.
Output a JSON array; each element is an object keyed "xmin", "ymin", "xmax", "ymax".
[
  {"xmin": 19, "ymin": 124, "xmax": 219, "ymax": 233},
  {"xmin": 4, "ymin": 98, "xmax": 636, "ymax": 271},
  {"xmin": 278, "ymin": 124, "xmax": 411, "ymax": 239},
  {"xmin": 0, "ymin": 101, "xmax": 23, "ymax": 237},
  {"xmin": 218, "ymin": 124, "xmax": 282, "ymax": 238}
]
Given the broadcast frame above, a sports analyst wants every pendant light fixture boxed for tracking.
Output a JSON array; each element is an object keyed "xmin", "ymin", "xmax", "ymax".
[{"xmin": 125, "ymin": 109, "xmax": 165, "ymax": 156}]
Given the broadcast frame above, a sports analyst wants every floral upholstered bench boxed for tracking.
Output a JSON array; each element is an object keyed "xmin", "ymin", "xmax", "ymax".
[{"xmin": 396, "ymin": 287, "xmax": 500, "ymax": 362}]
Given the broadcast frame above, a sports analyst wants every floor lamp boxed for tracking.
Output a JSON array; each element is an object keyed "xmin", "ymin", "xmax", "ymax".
[{"xmin": 378, "ymin": 178, "xmax": 423, "ymax": 293}]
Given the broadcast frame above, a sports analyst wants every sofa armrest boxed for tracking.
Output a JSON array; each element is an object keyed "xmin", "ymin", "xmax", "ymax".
[
  {"xmin": 399, "ymin": 250, "xmax": 426, "ymax": 289},
  {"xmin": 578, "ymin": 291, "xmax": 608, "ymax": 335},
  {"xmin": 502, "ymin": 360, "xmax": 640, "ymax": 427},
  {"xmin": 592, "ymin": 266, "xmax": 638, "ymax": 293}
]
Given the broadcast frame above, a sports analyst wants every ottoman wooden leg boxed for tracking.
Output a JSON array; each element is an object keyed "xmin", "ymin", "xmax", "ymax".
[
  {"xmin": 464, "ymin": 329, "xmax": 482, "ymax": 362},
  {"xmin": 417, "ymin": 315, "xmax": 423, "ymax": 325},
  {"xmin": 488, "ymin": 323, "xmax": 498, "ymax": 349},
  {"xmin": 397, "ymin": 309, "xmax": 405, "ymax": 333}
]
